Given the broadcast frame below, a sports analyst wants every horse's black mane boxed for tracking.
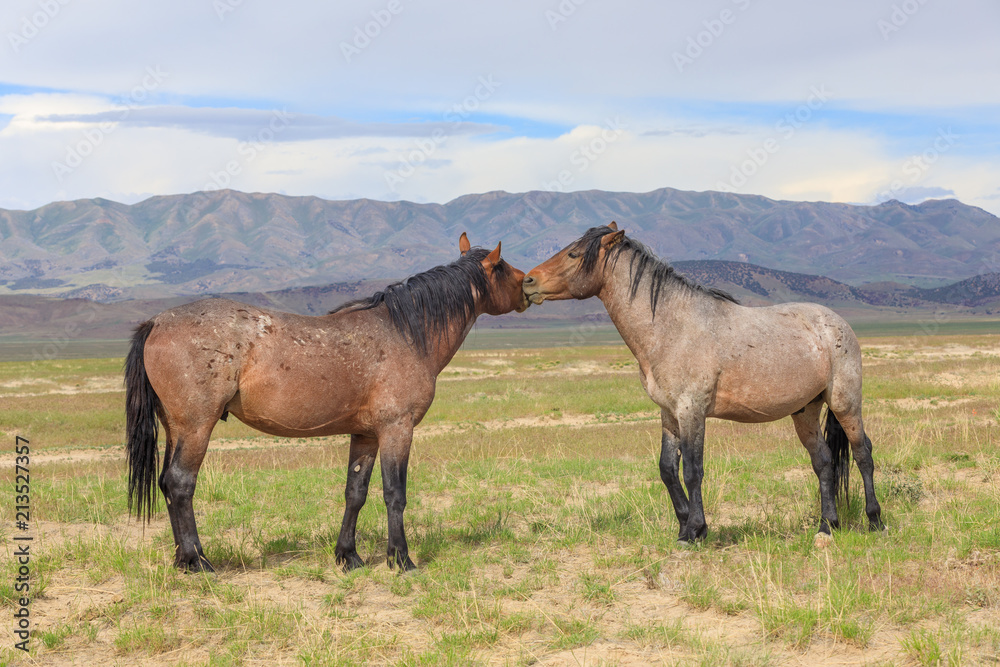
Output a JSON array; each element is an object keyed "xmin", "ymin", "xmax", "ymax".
[
  {"xmin": 330, "ymin": 247, "xmax": 511, "ymax": 354},
  {"xmin": 577, "ymin": 225, "xmax": 738, "ymax": 317}
]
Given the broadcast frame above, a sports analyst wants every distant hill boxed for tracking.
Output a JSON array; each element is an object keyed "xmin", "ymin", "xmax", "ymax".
[
  {"xmin": 917, "ymin": 273, "xmax": 1000, "ymax": 307},
  {"xmin": 2, "ymin": 261, "xmax": 997, "ymax": 350},
  {"xmin": 674, "ymin": 261, "xmax": 1000, "ymax": 311},
  {"xmin": 674, "ymin": 260, "xmax": 868, "ymax": 305},
  {"xmin": 1, "ymin": 188, "xmax": 998, "ymax": 299}
]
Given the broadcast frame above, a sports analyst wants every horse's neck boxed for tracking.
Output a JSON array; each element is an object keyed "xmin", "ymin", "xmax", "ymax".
[
  {"xmin": 427, "ymin": 310, "xmax": 479, "ymax": 375},
  {"xmin": 597, "ymin": 256, "xmax": 692, "ymax": 369}
]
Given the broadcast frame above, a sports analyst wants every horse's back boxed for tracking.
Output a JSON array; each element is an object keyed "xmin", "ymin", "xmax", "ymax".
[
  {"xmin": 708, "ymin": 301, "xmax": 860, "ymax": 422},
  {"xmin": 762, "ymin": 301, "xmax": 862, "ymax": 373},
  {"xmin": 144, "ymin": 298, "xmax": 292, "ymax": 382},
  {"xmin": 141, "ymin": 299, "xmax": 414, "ymax": 436}
]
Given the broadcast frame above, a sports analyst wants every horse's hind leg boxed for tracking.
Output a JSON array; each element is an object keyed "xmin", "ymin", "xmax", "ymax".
[
  {"xmin": 159, "ymin": 421, "xmax": 215, "ymax": 572},
  {"xmin": 828, "ymin": 406, "xmax": 884, "ymax": 531},
  {"xmin": 334, "ymin": 434, "xmax": 379, "ymax": 571},
  {"xmin": 792, "ymin": 401, "xmax": 840, "ymax": 534},
  {"xmin": 158, "ymin": 418, "xmax": 183, "ymax": 555},
  {"xmin": 828, "ymin": 335, "xmax": 884, "ymax": 531}
]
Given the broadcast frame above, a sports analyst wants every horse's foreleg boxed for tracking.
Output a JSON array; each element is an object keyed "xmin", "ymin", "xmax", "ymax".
[
  {"xmin": 792, "ymin": 406, "xmax": 840, "ymax": 534},
  {"xmin": 159, "ymin": 425, "xmax": 214, "ymax": 572},
  {"xmin": 658, "ymin": 418, "xmax": 690, "ymax": 538},
  {"xmin": 334, "ymin": 434, "xmax": 379, "ymax": 570},
  {"xmin": 677, "ymin": 416, "xmax": 708, "ymax": 542},
  {"xmin": 378, "ymin": 423, "xmax": 416, "ymax": 571}
]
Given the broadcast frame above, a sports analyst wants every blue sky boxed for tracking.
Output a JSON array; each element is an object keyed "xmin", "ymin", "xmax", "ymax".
[{"xmin": 1, "ymin": 0, "xmax": 998, "ymax": 214}]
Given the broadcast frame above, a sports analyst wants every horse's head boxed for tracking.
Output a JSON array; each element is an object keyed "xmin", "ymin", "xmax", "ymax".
[
  {"xmin": 460, "ymin": 233, "xmax": 530, "ymax": 315},
  {"xmin": 522, "ymin": 222, "xmax": 623, "ymax": 303}
]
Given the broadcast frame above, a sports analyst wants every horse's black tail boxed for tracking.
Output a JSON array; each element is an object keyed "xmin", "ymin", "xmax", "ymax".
[
  {"xmin": 824, "ymin": 408, "xmax": 851, "ymax": 504},
  {"xmin": 125, "ymin": 320, "xmax": 160, "ymax": 522}
]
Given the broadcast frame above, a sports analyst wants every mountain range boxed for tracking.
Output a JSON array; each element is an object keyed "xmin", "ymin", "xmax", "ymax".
[
  {"xmin": 1, "ymin": 188, "xmax": 999, "ymax": 301},
  {"xmin": 2, "ymin": 261, "xmax": 997, "ymax": 353}
]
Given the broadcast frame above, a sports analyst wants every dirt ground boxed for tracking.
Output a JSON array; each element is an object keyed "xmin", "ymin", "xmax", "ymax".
[{"xmin": 5, "ymin": 337, "xmax": 1000, "ymax": 665}]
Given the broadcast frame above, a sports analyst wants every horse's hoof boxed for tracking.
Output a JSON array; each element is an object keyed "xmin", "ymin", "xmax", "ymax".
[
  {"xmin": 818, "ymin": 517, "xmax": 839, "ymax": 535},
  {"xmin": 388, "ymin": 554, "xmax": 417, "ymax": 572},
  {"xmin": 677, "ymin": 524, "xmax": 707, "ymax": 543},
  {"xmin": 813, "ymin": 532, "xmax": 834, "ymax": 550},
  {"xmin": 337, "ymin": 551, "xmax": 366, "ymax": 572},
  {"xmin": 676, "ymin": 533, "xmax": 704, "ymax": 547},
  {"xmin": 178, "ymin": 556, "xmax": 215, "ymax": 573}
]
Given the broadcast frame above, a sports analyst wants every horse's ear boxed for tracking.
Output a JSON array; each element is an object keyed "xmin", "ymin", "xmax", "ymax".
[
  {"xmin": 607, "ymin": 221, "xmax": 618, "ymax": 231},
  {"xmin": 459, "ymin": 232, "xmax": 471, "ymax": 256},
  {"xmin": 485, "ymin": 242, "xmax": 502, "ymax": 266},
  {"xmin": 601, "ymin": 230, "xmax": 625, "ymax": 249}
]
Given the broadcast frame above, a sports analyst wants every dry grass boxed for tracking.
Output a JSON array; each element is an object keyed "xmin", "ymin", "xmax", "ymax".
[{"xmin": 1, "ymin": 334, "xmax": 999, "ymax": 665}]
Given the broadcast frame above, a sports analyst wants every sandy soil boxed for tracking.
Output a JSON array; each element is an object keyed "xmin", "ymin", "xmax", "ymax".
[
  {"xmin": 19, "ymin": 522, "xmax": 997, "ymax": 666},
  {"xmin": 6, "ymin": 337, "xmax": 999, "ymax": 664}
]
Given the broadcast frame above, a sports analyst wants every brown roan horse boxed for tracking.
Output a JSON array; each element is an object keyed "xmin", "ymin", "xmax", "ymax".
[
  {"xmin": 126, "ymin": 235, "xmax": 528, "ymax": 572},
  {"xmin": 522, "ymin": 223, "xmax": 884, "ymax": 542}
]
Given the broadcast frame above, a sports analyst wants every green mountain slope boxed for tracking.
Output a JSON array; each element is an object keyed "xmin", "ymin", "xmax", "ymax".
[{"xmin": 1, "ymin": 188, "xmax": 997, "ymax": 298}]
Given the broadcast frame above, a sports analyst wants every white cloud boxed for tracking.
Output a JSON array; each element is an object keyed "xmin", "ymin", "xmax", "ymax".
[
  {"xmin": 0, "ymin": 0, "xmax": 998, "ymax": 215},
  {"xmin": 4, "ymin": 1, "xmax": 999, "ymax": 110},
  {"xmin": 39, "ymin": 106, "xmax": 500, "ymax": 141}
]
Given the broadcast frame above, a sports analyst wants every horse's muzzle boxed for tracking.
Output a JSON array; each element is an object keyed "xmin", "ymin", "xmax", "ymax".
[
  {"xmin": 525, "ymin": 290, "xmax": 545, "ymax": 305},
  {"xmin": 522, "ymin": 274, "xmax": 545, "ymax": 305}
]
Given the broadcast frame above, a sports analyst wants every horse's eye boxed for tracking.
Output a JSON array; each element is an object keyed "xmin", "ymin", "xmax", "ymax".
[{"xmin": 568, "ymin": 252, "xmax": 580, "ymax": 259}]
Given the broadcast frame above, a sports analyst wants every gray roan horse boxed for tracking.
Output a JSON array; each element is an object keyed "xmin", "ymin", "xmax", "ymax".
[
  {"xmin": 126, "ymin": 235, "xmax": 528, "ymax": 572},
  {"xmin": 522, "ymin": 223, "xmax": 884, "ymax": 542}
]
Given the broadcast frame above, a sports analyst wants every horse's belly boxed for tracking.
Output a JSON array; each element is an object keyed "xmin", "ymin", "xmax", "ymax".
[
  {"xmin": 233, "ymin": 406, "xmax": 364, "ymax": 437},
  {"xmin": 228, "ymin": 376, "xmax": 370, "ymax": 437},
  {"xmin": 712, "ymin": 359, "xmax": 828, "ymax": 423},
  {"xmin": 710, "ymin": 392, "xmax": 814, "ymax": 423}
]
